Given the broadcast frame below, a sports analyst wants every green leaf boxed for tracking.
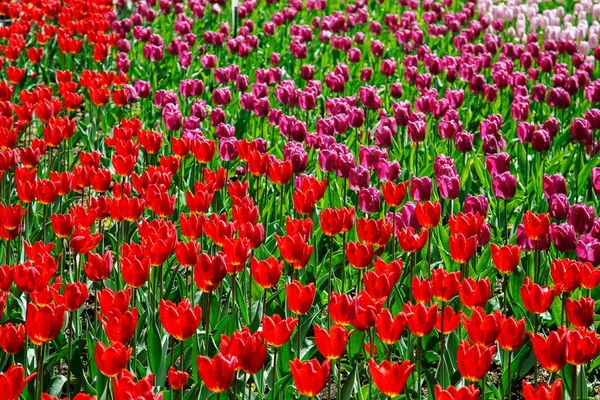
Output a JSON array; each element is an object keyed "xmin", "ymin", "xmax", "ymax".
[
  {"xmin": 47, "ymin": 375, "xmax": 67, "ymax": 397},
  {"xmin": 340, "ymin": 363, "xmax": 358, "ymax": 400}
]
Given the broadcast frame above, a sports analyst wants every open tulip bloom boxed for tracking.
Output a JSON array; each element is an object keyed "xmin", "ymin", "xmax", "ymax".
[{"xmin": 2, "ymin": 0, "xmax": 600, "ymax": 398}]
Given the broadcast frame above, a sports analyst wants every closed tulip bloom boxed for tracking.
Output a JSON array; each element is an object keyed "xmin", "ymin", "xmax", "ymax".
[
  {"xmin": 26, "ymin": 303, "xmax": 65, "ymax": 345},
  {"xmin": 358, "ymin": 187, "xmax": 381, "ymax": 214},
  {"xmin": 415, "ymin": 201, "xmax": 441, "ymax": 229},
  {"xmin": 62, "ymin": 282, "xmax": 89, "ymax": 312},
  {"xmin": 219, "ymin": 328, "xmax": 267, "ymax": 374},
  {"xmin": 397, "ymin": 227, "xmax": 428, "ymax": 253},
  {"xmin": 550, "ymin": 258, "xmax": 582, "ymax": 293},
  {"xmin": 0, "ymin": 323, "xmax": 25, "ymax": 354},
  {"xmin": 251, "ymin": 257, "xmax": 283, "ymax": 289},
  {"xmin": 566, "ymin": 298, "xmax": 595, "ymax": 328},
  {"xmin": 51, "ymin": 213, "xmax": 74, "ymax": 238},
  {"xmin": 159, "ymin": 299, "xmax": 202, "ymax": 341},
  {"xmin": 459, "ymin": 277, "xmax": 491, "ymax": 309},
  {"xmin": 522, "ymin": 380, "xmax": 562, "ymax": 400},
  {"xmin": 95, "ymin": 342, "xmax": 132, "ymax": 377},
  {"xmin": 329, "ymin": 292, "xmax": 359, "ymax": 326},
  {"xmin": 376, "ymin": 309, "xmax": 409, "ymax": 344},
  {"xmin": 523, "ymin": 211, "xmax": 550, "ymax": 241},
  {"xmin": 346, "ymin": 242, "xmax": 374, "ymax": 269},
  {"xmin": 286, "ymin": 281, "xmax": 315, "ymax": 315},
  {"xmin": 275, "ymin": 234, "xmax": 310, "ymax": 265},
  {"xmin": 175, "ymin": 241, "xmax": 201, "ymax": 267},
  {"xmin": 0, "ymin": 365, "xmax": 37, "ymax": 400},
  {"xmin": 462, "ymin": 307, "xmax": 504, "ymax": 347},
  {"xmin": 98, "ymin": 288, "xmax": 131, "ymax": 316},
  {"xmin": 320, "ymin": 208, "xmax": 343, "ymax": 237},
  {"xmin": 382, "ymin": 181, "xmax": 408, "ymax": 208},
  {"xmin": 550, "ymin": 223, "xmax": 577, "ymax": 253},
  {"xmin": 404, "ymin": 302, "xmax": 437, "ymax": 337},
  {"xmin": 432, "ymin": 269, "xmax": 460, "ymax": 302},
  {"xmin": 435, "ymin": 306, "xmax": 462, "ymax": 334},
  {"xmin": 314, "ymin": 323, "xmax": 353, "ymax": 360},
  {"xmin": 84, "ymin": 251, "xmax": 113, "ymax": 282},
  {"xmin": 262, "ymin": 314, "xmax": 298, "ymax": 347},
  {"xmin": 520, "ymin": 277, "xmax": 556, "ymax": 314},
  {"xmin": 492, "ymin": 171, "xmax": 517, "ymax": 200},
  {"xmin": 369, "ymin": 359, "xmax": 415, "ymax": 397},
  {"xmin": 457, "ymin": 341, "xmax": 496, "ymax": 382},
  {"xmin": 449, "ymin": 233, "xmax": 477, "ymax": 264},
  {"xmin": 290, "ymin": 358, "xmax": 331, "ymax": 397},
  {"xmin": 566, "ymin": 328, "xmax": 600, "ymax": 365},
  {"xmin": 497, "ymin": 317, "xmax": 526, "ymax": 351},
  {"xmin": 530, "ymin": 327, "xmax": 567, "ymax": 373},
  {"xmin": 100, "ymin": 309, "xmax": 139, "ymax": 345},
  {"xmin": 168, "ymin": 367, "xmax": 188, "ymax": 390},
  {"xmin": 434, "ymin": 384, "xmax": 480, "ymax": 400},
  {"xmin": 195, "ymin": 252, "xmax": 228, "ymax": 292},
  {"xmin": 412, "ymin": 276, "xmax": 433, "ymax": 303},
  {"xmin": 410, "ymin": 176, "xmax": 432, "ymax": 201},
  {"xmin": 491, "ymin": 243, "xmax": 520, "ymax": 274},
  {"xmin": 197, "ymin": 354, "xmax": 238, "ymax": 393}
]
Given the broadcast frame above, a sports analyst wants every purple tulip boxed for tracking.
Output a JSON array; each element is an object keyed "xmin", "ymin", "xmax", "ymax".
[
  {"xmin": 551, "ymin": 223, "xmax": 577, "ymax": 253},
  {"xmin": 410, "ymin": 176, "xmax": 432, "ymax": 201},
  {"xmin": 542, "ymin": 174, "xmax": 567, "ymax": 199},
  {"xmin": 577, "ymin": 235, "xmax": 600, "ymax": 266},
  {"xmin": 492, "ymin": 171, "xmax": 517, "ymax": 200},
  {"xmin": 464, "ymin": 194, "xmax": 489, "ymax": 217},
  {"xmin": 568, "ymin": 203, "xmax": 595, "ymax": 235},
  {"xmin": 549, "ymin": 193, "xmax": 570, "ymax": 221},
  {"xmin": 358, "ymin": 187, "xmax": 381, "ymax": 214},
  {"xmin": 349, "ymin": 165, "xmax": 370, "ymax": 191}
]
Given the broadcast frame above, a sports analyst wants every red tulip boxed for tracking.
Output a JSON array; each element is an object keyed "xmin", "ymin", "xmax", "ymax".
[
  {"xmin": 432, "ymin": 268, "xmax": 460, "ymax": 302},
  {"xmin": 314, "ymin": 323, "xmax": 353, "ymax": 360},
  {"xmin": 566, "ymin": 328, "xmax": 600, "ymax": 365},
  {"xmin": 382, "ymin": 181, "xmax": 408, "ymax": 208},
  {"xmin": 459, "ymin": 277, "xmax": 491, "ymax": 309},
  {"xmin": 462, "ymin": 307, "xmax": 504, "ymax": 347},
  {"xmin": 289, "ymin": 358, "xmax": 331, "ymax": 397},
  {"xmin": 197, "ymin": 354, "xmax": 238, "ymax": 394},
  {"xmin": 0, "ymin": 323, "xmax": 25, "ymax": 354},
  {"xmin": 396, "ymin": 227, "xmax": 428, "ymax": 253},
  {"xmin": 566, "ymin": 297, "xmax": 595, "ymax": 328},
  {"xmin": 491, "ymin": 243, "xmax": 521, "ymax": 274},
  {"xmin": 0, "ymin": 365, "xmax": 37, "ymax": 400},
  {"xmin": 520, "ymin": 277, "xmax": 556, "ymax": 314},
  {"xmin": 26, "ymin": 303, "xmax": 65, "ymax": 345},
  {"xmin": 94, "ymin": 342, "xmax": 132, "ymax": 377},
  {"xmin": 434, "ymin": 306, "xmax": 462, "ymax": 334},
  {"xmin": 168, "ymin": 367, "xmax": 189, "ymax": 390},
  {"xmin": 376, "ymin": 309, "xmax": 409, "ymax": 345},
  {"xmin": 346, "ymin": 242, "xmax": 374, "ymax": 269},
  {"xmin": 100, "ymin": 309, "xmax": 139, "ymax": 345},
  {"xmin": 159, "ymin": 299, "xmax": 202, "ymax": 341},
  {"xmin": 434, "ymin": 384, "xmax": 480, "ymax": 400},
  {"xmin": 329, "ymin": 292, "xmax": 358, "ymax": 326},
  {"xmin": 262, "ymin": 314, "xmax": 298, "ymax": 347},
  {"xmin": 286, "ymin": 281, "xmax": 315, "ymax": 315},
  {"xmin": 530, "ymin": 327, "xmax": 567, "ymax": 373},
  {"xmin": 497, "ymin": 317, "xmax": 526, "ymax": 351},
  {"xmin": 83, "ymin": 251, "xmax": 113, "ymax": 282},
  {"xmin": 415, "ymin": 201, "xmax": 441, "ymax": 229},
  {"xmin": 219, "ymin": 328, "xmax": 267, "ymax": 374},
  {"xmin": 457, "ymin": 340, "xmax": 496, "ymax": 382},
  {"xmin": 251, "ymin": 257, "xmax": 283, "ymax": 289},
  {"xmin": 369, "ymin": 359, "xmax": 415, "ymax": 397},
  {"xmin": 449, "ymin": 233, "xmax": 477, "ymax": 264},
  {"xmin": 523, "ymin": 211, "xmax": 550, "ymax": 241},
  {"xmin": 404, "ymin": 302, "xmax": 437, "ymax": 337},
  {"xmin": 522, "ymin": 380, "xmax": 562, "ymax": 400},
  {"xmin": 411, "ymin": 275, "xmax": 433, "ymax": 303}
]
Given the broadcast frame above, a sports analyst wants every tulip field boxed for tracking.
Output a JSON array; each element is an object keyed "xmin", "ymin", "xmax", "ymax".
[{"xmin": 4, "ymin": 0, "xmax": 600, "ymax": 398}]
